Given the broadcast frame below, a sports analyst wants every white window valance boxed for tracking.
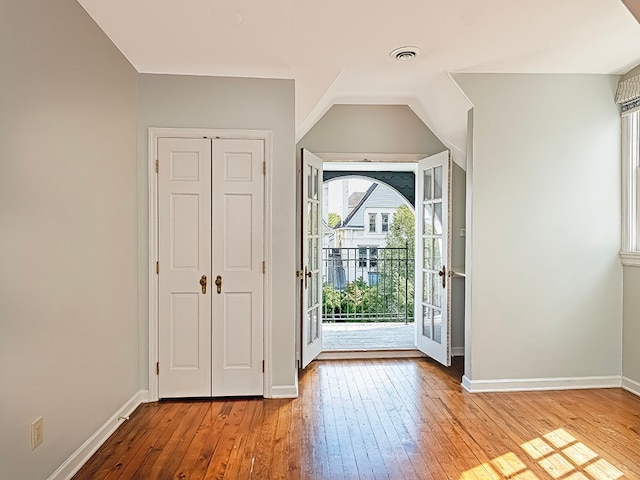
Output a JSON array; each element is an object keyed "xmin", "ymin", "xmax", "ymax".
[{"xmin": 616, "ymin": 74, "xmax": 640, "ymax": 113}]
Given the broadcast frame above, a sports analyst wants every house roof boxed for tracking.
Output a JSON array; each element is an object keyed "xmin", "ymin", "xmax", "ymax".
[
  {"xmin": 76, "ymin": 1, "xmax": 640, "ymax": 163},
  {"xmin": 340, "ymin": 183, "xmax": 378, "ymax": 228}
]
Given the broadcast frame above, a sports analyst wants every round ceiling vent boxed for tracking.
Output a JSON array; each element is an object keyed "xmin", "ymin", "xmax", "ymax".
[{"xmin": 390, "ymin": 46, "xmax": 421, "ymax": 61}]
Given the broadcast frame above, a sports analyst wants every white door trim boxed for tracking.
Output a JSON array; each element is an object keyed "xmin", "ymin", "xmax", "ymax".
[{"xmin": 148, "ymin": 127, "xmax": 274, "ymax": 401}]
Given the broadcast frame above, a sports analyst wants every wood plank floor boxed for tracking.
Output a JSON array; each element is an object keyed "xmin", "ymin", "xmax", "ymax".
[{"xmin": 73, "ymin": 358, "xmax": 640, "ymax": 480}]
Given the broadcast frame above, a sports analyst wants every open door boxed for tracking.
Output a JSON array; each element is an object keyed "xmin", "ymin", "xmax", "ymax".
[
  {"xmin": 415, "ymin": 151, "xmax": 452, "ymax": 366},
  {"xmin": 300, "ymin": 149, "xmax": 323, "ymax": 367}
]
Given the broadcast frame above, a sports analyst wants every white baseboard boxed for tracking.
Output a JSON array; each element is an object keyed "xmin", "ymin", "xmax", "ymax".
[
  {"xmin": 461, "ymin": 375, "xmax": 622, "ymax": 393},
  {"xmin": 270, "ymin": 385, "xmax": 298, "ymax": 398},
  {"xmin": 48, "ymin": 390, "xmax": 147, "ymax": 480},
  {"xmin": 622, "ymin": 376, "xmax": 640, "ymax": 397},
  {"xmin": 451, "ymin": 347, "xmax": 465, "ymax": 357},
  {"xmin": 317, "ymin": 349, "xmax": 426, "ymax": 361}
]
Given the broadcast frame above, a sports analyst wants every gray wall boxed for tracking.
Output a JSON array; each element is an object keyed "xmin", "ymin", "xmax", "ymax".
[
  {"xmin": 0, "ymin": 0, "xmax": 139, "ymax": 478},
  {"xmin": 451, "ymin": 163, "xmax": 466, "ymax": 353},
  {"xmin": 137, "ymin": 74, "xmax": 297, "ymax": 390},
  {"xmin": 298, "ymin": 104, "xmax": 446, "ymax": 154},
  {"xmin": 456, "ymin": 74, "xmax": 623, "ymax": 383}
]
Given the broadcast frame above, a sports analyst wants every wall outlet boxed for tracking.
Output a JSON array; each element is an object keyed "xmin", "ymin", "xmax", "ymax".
[{"xmin": 31, "ymin": 417, "xmax": 43, "ymax": 450}]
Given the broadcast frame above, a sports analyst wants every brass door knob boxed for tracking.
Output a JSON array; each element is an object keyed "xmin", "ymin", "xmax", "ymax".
[
  {"xmin": 215, "ymin": 275, "xmax": 222, "ymax": 294},
  {"xmin": 199, "ymin": 275, "xmax": 207, "ymax": 294}
]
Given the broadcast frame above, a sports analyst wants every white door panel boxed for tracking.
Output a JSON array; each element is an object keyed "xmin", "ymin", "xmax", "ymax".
[
  {"xmin": 158, "ymin": 136, "xmax": 264, "ymax": 398},
  {"xmin": 212, "ymin": 138, "xmax": 264, "ymax": 396},
  {"xmin": 301, "ymin": 149, "xmax": 323, "ymax": 368},
  {"xmin": 158, "ymin": 138, "xmax": 212, "ymax": 398},
  {"xmin": 415, "ymin": 151, "xmax": 452, "ymax": 366}
]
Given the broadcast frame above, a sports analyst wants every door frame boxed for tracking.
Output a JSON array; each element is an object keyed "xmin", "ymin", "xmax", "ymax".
[{"xmin": 148, "ymin": 127, "xmax": 274, "ymax": 401}]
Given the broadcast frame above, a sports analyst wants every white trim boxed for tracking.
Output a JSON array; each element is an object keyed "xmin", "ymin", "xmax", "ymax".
[
  {"xmin": 451, "ymin": 347, "xmax": 465, "ymax": 357},
  {"xmin": 619, "ymin": 251, "xmax": 640, "ymax": 267},
  {"xmin": 622, "ymin": 376, "xmax": 640, "ymax": 397},
  {"xmin": 270, "ymin": 385, "xmax": 299, "ymax": 398},
  {"xmin": 461, "ymin": 375, "xmax": 622, "ymax": 393},
  {"xmin": 48, "ymin": 390, "xmax": 146, "ymax": 480},
  {"xmin": 323, "ymin": 161, "xmax": 418, "ymax": 172},
  {"xmin": 317, "ymin": 349, "xmax": 426, "ymax": 360},
  {"xmin": 148, "ymin": 127, "xmax": 274, "ymax": 401},
  {"xmin": 317, "ymin": 152, "xmax": 427, "ymax": 163}
]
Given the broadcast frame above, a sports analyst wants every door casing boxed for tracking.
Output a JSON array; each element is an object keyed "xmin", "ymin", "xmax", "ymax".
[{"xmin": 148, "ymin": 127, "xmax": 274, "ymax": 401}]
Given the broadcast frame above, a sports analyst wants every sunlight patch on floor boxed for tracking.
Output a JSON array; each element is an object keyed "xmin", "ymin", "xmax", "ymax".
[{"xmin": 459, "ymin": 428, "xmax": 624, "ymax": 480}]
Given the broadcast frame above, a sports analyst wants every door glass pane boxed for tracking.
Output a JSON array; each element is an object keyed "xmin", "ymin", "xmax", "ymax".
[
  {"xmin": 433, "ymin": 238, "xmax": 442, "ymax": 270},
  {"xmin": 422, "ymin": 305, "xmax": 432, "ymax": 339},
  {"xmin": 311, "ymin": 309, "xmax": 318, "ymax": 342},
  {"xmin": 313, "ymin": 168, "xmax": 319, "ymax": 200},
  {"xmin": 433, "ymin": 273, "xmax": 441, "ymax": 308},
  {"xmin": 312, "ymin": 273, "xmax": 318, "ymax": 304},
  {"xmin": 433, "ymin": 308, "xmax": 442, "ymax": 343},
  {"xmin": 423, "ymin": 204, "xmax": 433, "ymax": 235},
  {"xmin": 312, "ymin": 238, "xmax": 319, "ymax": 269},
  {"xmin": 424, "ymin": 169, "xmax": 433, "ymax": 201},
  {"xmin": 307, "ymin": 202, "xmax": 312, "ymax": 234},
  {"xmin": 307, "ymin": 165, "xmax": 313, "ymax": 199},
  {"xmin": 314, "ymin": 308, "xmax": 320, "ymax": 340},
  {"xmin": 307, "ymin": 275, "xmax": 313, "ymax": 305},
  {"xmin": 312, "ymin": 203, "xmax": 318, "ymax": 235},
  {"xmin": 423, "ymin": 272, "xmax": 432, "ymax": 304},
  {"xmin": 434, "ymin": 165, "xmax": 443, "ymax": 200},
  {"xmin": 307, "ymin": 311, "xmax": 313, "ymax": 344},
  {"xmin": 423, "ymin": 241, "xmax": 432, "ymax": 269},
  {"xmin": 433, "ymin": 202, "xmax": 443, "ymax": 235}
]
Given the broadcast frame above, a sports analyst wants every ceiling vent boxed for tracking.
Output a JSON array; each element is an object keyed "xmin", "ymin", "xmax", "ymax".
[{"xmin": 390, "ymin": 46, "xmax": 421, "ymax": 61}]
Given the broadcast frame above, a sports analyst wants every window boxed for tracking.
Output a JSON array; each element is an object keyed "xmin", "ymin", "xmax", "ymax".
[
  {"xmin": 358, "ymin": 247, "xmax": 368, "ymax": 267},
  {"xmin": 381, "ymin": 213, "xmax": 389, "ymax": 232},
  {"xmin": 622, "ymin": 109, "xmax": 640, "ymax": 260},
  {"xmin": 617, "ymin": 74, "xmax": 640, "ymax": 265},
  {"xmin": 368, "ymin": 213, "xmax": 377, "ymax": 233},
  {"xmin": 369, "ymin": 247, "xmax": 378, "ymax": 268}
]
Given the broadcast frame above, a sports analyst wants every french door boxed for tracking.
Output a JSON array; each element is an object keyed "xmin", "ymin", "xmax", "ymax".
[
  {"xmin": 415, "ymin": 151, "xmax": 452, "ymax": 366},
  {"xmin": 300, "ymin": 149, "xmax": 323, "ymax": 368},
  {"xmin": 158, "ymin": 137, "xmax": 264, "ymax": 397}
]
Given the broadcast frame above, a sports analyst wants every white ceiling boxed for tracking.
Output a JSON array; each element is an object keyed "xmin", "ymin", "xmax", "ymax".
[{"xmin": 78, "ymin": 0, "xmax": 640, "ymax": 157}]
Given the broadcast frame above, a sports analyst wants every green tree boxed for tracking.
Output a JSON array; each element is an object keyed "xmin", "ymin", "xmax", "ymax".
[
  {"xmin": 327, "ymin": 212, "xmax": 341, "ymax": 228},
  {"xmin": 385, "ymin": 204, "xmax": 415, "ymax": 253},
  {"xmin": 378, "ymin": 205, "xmax": 416, "ymax": 322}
]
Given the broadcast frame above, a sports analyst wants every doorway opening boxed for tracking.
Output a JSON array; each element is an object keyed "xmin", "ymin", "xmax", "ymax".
[{"xmin": 321, "ymin": 172, "xmax": 416, "ymax": 352}]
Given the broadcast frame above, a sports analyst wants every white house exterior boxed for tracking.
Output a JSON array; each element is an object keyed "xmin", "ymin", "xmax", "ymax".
[{"xmin": 325, "ymin": 182, "xmax": 413, "ymax": 286}]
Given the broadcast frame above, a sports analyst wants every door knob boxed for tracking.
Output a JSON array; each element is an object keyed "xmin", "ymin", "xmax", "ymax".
[
  {"xmin": 215, "ymin": 275, "xmax": 222, "ymax": 294},
  {"xmin": 438, "ymin": 265, "xmax": 447, "ymax": 289},
  {"xmin": 199, "ymin": 275, "xmax": 207, "ymax": 294}
]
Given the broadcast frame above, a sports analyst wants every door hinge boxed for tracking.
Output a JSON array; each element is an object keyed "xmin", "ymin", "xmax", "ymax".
[
  {"xmin": 156, "ymin": 261, "xmax": 159, "ymax": 274},
  {"xmin": 263, "ymin": 161, "xmax": 266, "ymax": 175},
  {"xmin": 262, "ymin": 360, "xmax": 265, "ymax": 373},
  {"xmin": 262, "ymin": 261, "xmax": 266, "ymax": 274},
  {"xmin": 155, "ymin": 159, "xmax": 159, "ymax": 173},
  {"xmin": 156, "ymin": 362, "xmax": 159, "ymax": 375}
]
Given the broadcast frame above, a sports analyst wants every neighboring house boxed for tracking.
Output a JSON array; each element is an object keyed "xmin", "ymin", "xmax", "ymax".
[{"xmin": 327, "ymin": 182, "xmax": 413, "ymax": 286}]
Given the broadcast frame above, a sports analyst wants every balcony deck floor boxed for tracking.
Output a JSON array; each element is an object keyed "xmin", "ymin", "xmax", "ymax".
[{"xmin": 322, "ymin": 321, "xmax": 416, "ymax": 351}]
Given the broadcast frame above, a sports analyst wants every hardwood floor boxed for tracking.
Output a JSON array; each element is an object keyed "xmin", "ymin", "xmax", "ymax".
[{"xmin": 73, "ymin": 358, "xmax": 640, "ymax": 479}]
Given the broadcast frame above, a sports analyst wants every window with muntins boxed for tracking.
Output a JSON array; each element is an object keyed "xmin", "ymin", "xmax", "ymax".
[
  {"xmin": 381, "ymin": 213, "xmax": 389, "ymax": 232},
  {"xmin": 369, "ymin": 213, "xmax": 377, "ymax": 233}
]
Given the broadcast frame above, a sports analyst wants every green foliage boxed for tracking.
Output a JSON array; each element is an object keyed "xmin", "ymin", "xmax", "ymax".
[
  {"xmin": 327, "ymin": 212, "xmax": 341, "ymax": 228},
  {"xmin": 385, "ymin": 204, "xmax": 415, "ymax": 253}
]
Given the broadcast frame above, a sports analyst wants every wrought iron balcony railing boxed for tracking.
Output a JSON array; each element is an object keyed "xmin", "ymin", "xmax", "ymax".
[{"xmin": 322, "ymin": 246, "xmax": 414, "ymax": 324}]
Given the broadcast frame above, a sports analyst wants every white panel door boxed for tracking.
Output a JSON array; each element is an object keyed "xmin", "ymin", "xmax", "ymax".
[
  {"xmin": 300, "ymin": 149, "xmax": 323, "ymax": 368},
  {"xmin": 211, "ymin": 139, "xmax": 264, "ymax": 396},
  {"xmin": 158, "ymin": 138, "xmax": 212, "ymax": 397},
  {"xmin": 415, "ymin": 151, "xmax": 452, "ymax": 366}
]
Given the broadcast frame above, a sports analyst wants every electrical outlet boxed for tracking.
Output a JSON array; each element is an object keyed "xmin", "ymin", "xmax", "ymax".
[{"xmin": 31, "ymin": 417, "xmax": 43, "ymax": 450}]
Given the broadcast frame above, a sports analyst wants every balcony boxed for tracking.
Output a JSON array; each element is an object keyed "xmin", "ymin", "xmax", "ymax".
[{"xmin": 322, "ymin": 246, "xmax": 415, "ymax": 351}]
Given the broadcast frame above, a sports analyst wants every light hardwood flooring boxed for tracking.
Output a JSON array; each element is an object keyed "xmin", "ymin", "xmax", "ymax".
[{"xmin": 73, "ymin": 358, "xmax": 640, "ymax": 479}]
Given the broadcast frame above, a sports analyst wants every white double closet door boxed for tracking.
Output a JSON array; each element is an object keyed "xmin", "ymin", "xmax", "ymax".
[{"xmin": 158, "ymin": 137, "xmax": 264, "ymax": 398}]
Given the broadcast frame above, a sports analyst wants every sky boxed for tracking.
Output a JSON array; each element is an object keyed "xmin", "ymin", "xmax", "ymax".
[{"xmin": 325, "ymin": 178, "xmax": 373, "ymax": 219}]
